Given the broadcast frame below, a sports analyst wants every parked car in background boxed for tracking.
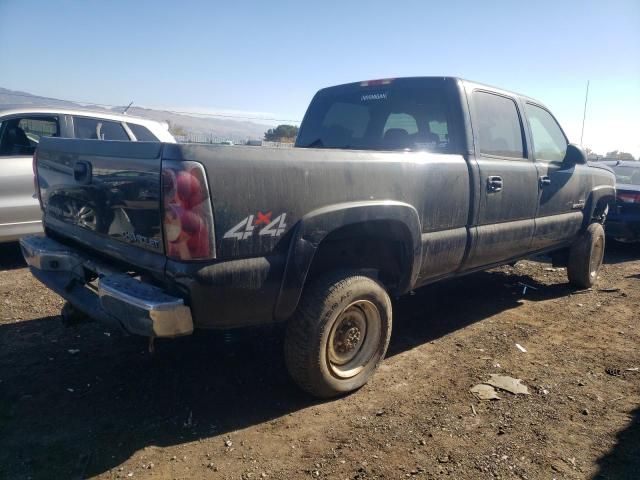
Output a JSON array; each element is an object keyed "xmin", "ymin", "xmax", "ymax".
[
  {"xmin": 601, "ymin": 160, "xmax": 640, "ymax": 242},
  {"xmin": 0, "ymin": 106, "xmax": 175, "ymax": 243}
]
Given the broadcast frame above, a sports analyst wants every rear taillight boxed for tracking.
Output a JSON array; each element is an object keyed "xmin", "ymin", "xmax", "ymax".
[
  {"xmin": 33, "ymin": 150, "xmax": 42, "ymax": 209},
  {"xmin": 161, "ymin": 161, "xmax": 215, "ymax": 260},
  {"xmin": 617, "ymin": 191, "xmax": 640, "ymax": 204}
]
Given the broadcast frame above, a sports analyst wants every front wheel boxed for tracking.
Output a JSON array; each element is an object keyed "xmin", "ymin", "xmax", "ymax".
[
  {"xmin": 567, "ymin": 223, "xmax": 606, "ymax": 289},
  {"xmin": 284, "ymin": 272, "xmax": 392, "ymax": 398}
]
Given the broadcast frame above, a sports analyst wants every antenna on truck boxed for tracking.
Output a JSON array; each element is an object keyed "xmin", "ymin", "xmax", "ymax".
[
  {"xmin": 580, "ymin": 80, "xmax": 589, "ymax": 146},
  {"xmin": 122, "ymin": 101, "xmax": 134, "ymax": 115}
]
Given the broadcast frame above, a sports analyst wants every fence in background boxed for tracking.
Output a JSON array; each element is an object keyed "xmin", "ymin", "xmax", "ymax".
[
  {"xmin": 589, "ymin": 156, "xmax": 639, "ymax": 162},
  {"xmin": 260, "ymin": 141, "xmax": 294, "ymax": 148},
  {"xmin": 174, "ymin": 132, "xmax": 294, "ymax": 148}
]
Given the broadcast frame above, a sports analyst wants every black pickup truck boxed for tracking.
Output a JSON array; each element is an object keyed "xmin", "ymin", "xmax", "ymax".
[{"xmin": 21, "ymin": 77, "xmax": 615, "ymax": 397}]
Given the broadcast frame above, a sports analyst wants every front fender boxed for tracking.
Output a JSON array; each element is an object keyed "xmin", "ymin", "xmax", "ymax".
[
  {"xmin": 586, "ymin": 184, "xmax": 616, "ymax": 224},
  {"xmin": 273, "ymin": 200, "xmax": 422, "ymax": 320}
]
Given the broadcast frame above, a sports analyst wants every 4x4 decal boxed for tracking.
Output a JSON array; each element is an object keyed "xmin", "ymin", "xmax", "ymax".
[{"xmin": 223, "ymin": 212, "xmax": 287, "ymax": 240}]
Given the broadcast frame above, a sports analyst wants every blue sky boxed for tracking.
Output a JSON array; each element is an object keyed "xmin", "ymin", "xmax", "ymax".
[{"xmin": 1, "ymin": 0, "xmax": 638, "ymax": 156}]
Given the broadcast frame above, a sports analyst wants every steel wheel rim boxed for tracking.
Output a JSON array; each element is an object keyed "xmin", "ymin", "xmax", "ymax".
[
  {"xmin": 590, "ymin": 235, "xmax": 604, "ymax": 278},
  {"xmin": 327, "ymin": 300, "xmax": 381, "ymax": 379}
]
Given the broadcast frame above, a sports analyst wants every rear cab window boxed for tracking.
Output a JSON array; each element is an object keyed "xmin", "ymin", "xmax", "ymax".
[
  {"xmin": 127, "ymin": 123, "xmax": 159, "ymax": 141},
  {"xmin": 0, "ymin": 115, "xmax": 59, "ymax": 156},
  {"xmin": 471, "ymin": 91, "xmax": 525, "ymax": 159},
  {"xmin": 296, "ymin": 78, "xmax": 459, "ymax": 153},
  {"xmin": 73, "ymin": 117, "xmax": 130, "ymax": 140}
]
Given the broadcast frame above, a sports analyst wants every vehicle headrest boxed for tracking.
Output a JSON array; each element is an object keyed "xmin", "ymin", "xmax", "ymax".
[
  {"xmin": 383, "ymin": 128, "xmax": 410, "ymax": 145},
  {"xmin": 8, "ymin": 126, "xmax": 30, "ymax": 146}
]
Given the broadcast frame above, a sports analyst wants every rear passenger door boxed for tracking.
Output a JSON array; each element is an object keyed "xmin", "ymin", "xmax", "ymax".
[
  {"xmin": 525, "ymin": 103, "xmax": 589, "ymax": 249},
  {"xmin": 463, "ymin": 90, "xmax": 539, "ymax": 269}
]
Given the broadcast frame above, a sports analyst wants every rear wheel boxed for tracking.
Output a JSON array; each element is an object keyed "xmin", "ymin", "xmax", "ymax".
[
  {"xmin": 284, "ymin": 272, "xmax": 392, "ymax": 398},
  {"xmin": 567, "ymin": 223, "xmax": 605, "ymax": 289}
]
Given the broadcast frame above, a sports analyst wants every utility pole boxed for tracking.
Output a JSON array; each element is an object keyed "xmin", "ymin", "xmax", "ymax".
[{"xmin": 580, "ymin": 80, "xmax": 589, "ymax": 146}]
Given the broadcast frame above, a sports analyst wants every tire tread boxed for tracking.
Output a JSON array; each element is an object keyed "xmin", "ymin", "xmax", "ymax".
[
  {"xmin": 567, "ymin": 223, "xmax": 605, "ymax": 289},
  {"xmin": 284, "ymin": 272, "xmax": 390, "ymax": 398}
]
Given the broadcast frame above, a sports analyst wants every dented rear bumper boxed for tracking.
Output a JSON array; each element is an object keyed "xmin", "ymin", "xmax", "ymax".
[{"xmin": 20, "ymin": 235, "xmax": 193, "ymax": 337}]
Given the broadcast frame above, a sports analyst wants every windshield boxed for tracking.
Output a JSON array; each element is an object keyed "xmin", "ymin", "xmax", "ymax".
[
  {"xmin": 611, "ymin": 165, "xmax": 640, "ymax": 185},
  {"xmin": 296, "ymin": 81, "xmax": 455, "ymax": 153}
]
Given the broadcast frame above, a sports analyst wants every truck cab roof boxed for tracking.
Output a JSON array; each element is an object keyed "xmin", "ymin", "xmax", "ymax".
[{"xmin": 318, "ymin": 76, "xmax": 548, "ymax": 109}]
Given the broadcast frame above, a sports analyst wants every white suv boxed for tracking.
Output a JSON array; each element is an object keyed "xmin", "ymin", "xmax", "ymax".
[{"xmin": 0, "ymin": 106, "xmax": 176, "ymax": 242}]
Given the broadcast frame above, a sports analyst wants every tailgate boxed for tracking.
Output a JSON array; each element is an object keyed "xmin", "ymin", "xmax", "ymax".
[{"xmin": 37, "ymin": 137, "xmax": 165, "ymax": 260}]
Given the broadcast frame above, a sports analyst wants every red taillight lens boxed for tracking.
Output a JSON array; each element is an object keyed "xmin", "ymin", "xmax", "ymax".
[
  {"xmin": 161, "ymin": 161, "xmax": 215, "ymax": 260},
  {"xmin": 617, "ymin": 191, "xmax": 640, "ymax": 204}
]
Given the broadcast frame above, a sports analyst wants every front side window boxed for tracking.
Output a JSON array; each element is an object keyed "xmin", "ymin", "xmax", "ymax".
[
  {"xmin": 472, "ymin": 91, "xmax": 525, "ymax": 159},
  {"xmin": 525, "ymin": 104, "xmax": 567, "ymax": 162},
  {"xmin": 0, "ymin": 116, "xmax": 59, "ymax": 156},
  {"xmin": 74, "ymin": 117, "xmax": 130, "ymax": 140}
]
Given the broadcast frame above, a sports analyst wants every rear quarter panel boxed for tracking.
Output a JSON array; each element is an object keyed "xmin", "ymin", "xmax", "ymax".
[
  {"xmin": 163, "ymin": 144, "xmax": 470, "ymax": 260},
  {"xmin": 163, "ymin": 144, "xmax": 471, "ymax": 328}
]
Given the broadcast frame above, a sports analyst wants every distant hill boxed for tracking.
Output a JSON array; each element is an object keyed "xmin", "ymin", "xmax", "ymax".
[{"xmin": 0, "ymin": 87, "xmax": 270, "ymax": 142}]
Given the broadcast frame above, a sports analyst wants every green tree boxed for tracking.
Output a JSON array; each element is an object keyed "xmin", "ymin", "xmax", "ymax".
[
  {"xmin": 166, "ymin": 120, "xmax": 187, "ymax": 137},
  {"xmin": 605, "ymin": 150, "xmax": 636, "ymax": 161},
  {"xmin": 264, "ymin": 124, "xmax": 299, "ymax": 142}
]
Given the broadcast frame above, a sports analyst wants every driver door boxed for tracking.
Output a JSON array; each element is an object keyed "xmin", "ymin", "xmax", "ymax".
[{"xmin": 525, "ymin": 103, "xmax": 590, "ymax": 250}]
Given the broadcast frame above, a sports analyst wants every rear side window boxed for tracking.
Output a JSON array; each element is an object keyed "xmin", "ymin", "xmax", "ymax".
[
  {"xmin": 525, "ymin": 104, "xmax": 567, "ymax": 162},
  {"xmin": 74, "ymin": 117, "xmax": 130, "ymax": 140},
  {"xmin": 0, "ymin": 116, "xmax": 59, "ymax": 156},
  {"xmin": 472, "ymin": 91, "xmax": 525, "ymax": 159},
  {"xmin": 127, "ymin": 123, "xmax": 159, "ymax": 141},
  {"xmin": 296, "ymin": 83, "xmax": 453, "ymax": 152}
]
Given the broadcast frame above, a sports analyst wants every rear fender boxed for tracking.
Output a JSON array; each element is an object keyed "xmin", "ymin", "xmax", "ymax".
[{"xmin": 274, "ymin": 201, "xmax": 422, "ymax": 320}]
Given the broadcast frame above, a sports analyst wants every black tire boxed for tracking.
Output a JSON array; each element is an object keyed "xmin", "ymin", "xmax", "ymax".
[
  {"xmin": 567, "ymin": 223, "xmax": 606, "ymax": 289},
  {"xmin": 284, "ymin": 271, "xmax": 392, "ymax": 398}
]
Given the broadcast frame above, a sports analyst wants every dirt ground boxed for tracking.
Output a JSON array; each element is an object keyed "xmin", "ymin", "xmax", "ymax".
[{"xmin": 0, "ymin": 241, "xmax": 638, "ymax": 480}]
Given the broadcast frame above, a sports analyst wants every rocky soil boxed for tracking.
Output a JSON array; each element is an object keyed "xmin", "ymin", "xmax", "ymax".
[{"xmin": 0, "ymin": 241, "xmax": 638, "ymax": 479}]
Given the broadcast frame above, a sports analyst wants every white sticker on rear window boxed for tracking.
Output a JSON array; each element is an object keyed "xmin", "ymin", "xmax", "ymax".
[{"xmin": 361, "ymin": 92, "xmax": 388, "ymax": 102}]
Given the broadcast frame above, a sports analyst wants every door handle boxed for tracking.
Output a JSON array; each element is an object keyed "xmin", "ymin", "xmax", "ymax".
[
  {"xmin": 539, "ymin": 175, "xmax": 551, "ymax": 187},
  {"xmin": 73, "ymin": 161, "xmax": 92, "ymax": 184},
  {"xmin": 487, "ymin": 175, "xmax": 503, "ymax": 193}
]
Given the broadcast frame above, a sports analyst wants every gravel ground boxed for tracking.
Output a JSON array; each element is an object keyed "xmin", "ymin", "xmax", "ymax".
[{"xmin": 0, "ymin": 241, "xmax": 638, "ymax": 480}]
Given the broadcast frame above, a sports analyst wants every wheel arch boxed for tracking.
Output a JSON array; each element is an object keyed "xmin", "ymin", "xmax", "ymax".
[
  {"xmin": 274, "ymin": 201, "xmax": 422, "ymax": 320},
  {"xmin": 585, "ymin": 184, "xmax": 616, "ymax": 224}
]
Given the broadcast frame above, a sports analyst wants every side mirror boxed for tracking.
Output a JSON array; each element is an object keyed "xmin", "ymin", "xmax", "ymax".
[{"xmin": 564, "ymin": 143, "xmax": 587, "ymax": 166}]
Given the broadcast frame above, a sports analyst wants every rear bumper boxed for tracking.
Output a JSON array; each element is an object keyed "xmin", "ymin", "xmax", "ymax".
[
  {"xmin": 20, "ymin": 235, "xmax": 193, "ymax": 337},
  {"xmin": 605, "ymin": 218, "xmax": 640, "ymax": 241}
]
